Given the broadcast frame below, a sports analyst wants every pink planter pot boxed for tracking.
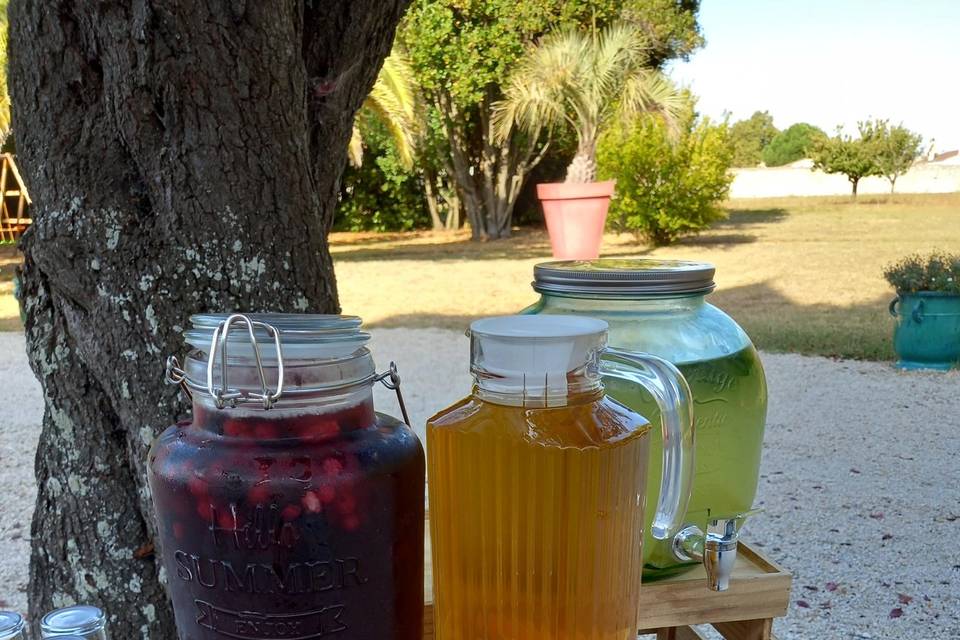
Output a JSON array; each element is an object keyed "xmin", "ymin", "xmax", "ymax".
[{"xmin": 537, "ymin": 180, "xmax": 615, "ymax": 260}]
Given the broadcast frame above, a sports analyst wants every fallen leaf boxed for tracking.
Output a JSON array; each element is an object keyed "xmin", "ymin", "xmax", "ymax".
[
  {"xmin": 898, "ymin": 593, "xmax": 914, "ymax": 605},
  {"xmin": 881, "ymin": 533, "xmax": 894, "ymax": 541},
  {"xmin": 889, "ymin": 607, "xmax": 904, "ymax": 619},
  {"xmin": 869, "ymin": 512, "xmax": 884, "ymax": 520},
  {"xmin": 804, "ymin": 585, "xmax": 820, "ymax": 592},
  {"xmin": 796, "ymin": 600, "xmax": 811, "ymax": 609},
  {"xmin": 825, "ymin": 581, "xmax": 839, "ymax": 592},
  {"xmin": 133, "ymin": 541, "xmax": 155, "ymax": 559},
  {"xmin": 850, "ymin": 468, "xmax": 861, "ymax": 474},
  {"xmin": 820, "ymin": 601, "xmax": 833, "ymax": 609}
]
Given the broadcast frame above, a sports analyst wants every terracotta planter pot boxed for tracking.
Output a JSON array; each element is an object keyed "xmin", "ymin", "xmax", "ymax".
[{"xmin": 537, "ymin": 180, "xmax": 615, "ymax": 259}]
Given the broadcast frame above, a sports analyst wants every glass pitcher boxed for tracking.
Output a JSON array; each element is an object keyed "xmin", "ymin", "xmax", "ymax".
[
  {"xmin": 148, "ymin": 313, "xmax": 424, "ymax": 640},
  {"xmin": 427, "ymin": 315, "xmax": 694, "ymax": 640}
]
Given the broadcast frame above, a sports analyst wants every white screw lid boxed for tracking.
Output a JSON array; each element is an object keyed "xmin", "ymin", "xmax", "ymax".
[{"xmin": 468, "ymin": 315, "xmax": 608, "ymax": 399}]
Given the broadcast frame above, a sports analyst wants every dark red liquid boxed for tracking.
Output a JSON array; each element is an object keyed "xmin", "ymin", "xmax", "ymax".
[{"xmin": 148, "ymin": 401, "xmax": 424, "ymax": 640}]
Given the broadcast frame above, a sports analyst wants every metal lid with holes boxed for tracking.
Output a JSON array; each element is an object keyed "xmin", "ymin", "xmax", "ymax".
[
  {"xmin": 533, "ymin": 259, "xmax": 717, "ymax": 297},
  {"xmin": 40, "ymin": 605, "xmax": 106, "ymax": 636},
  {"xmin": 165, "ymin": 313, "xmax": 410, "ymax": 423},
  {"xmin": 0, "ymin": 611, "xmax": 24, "ymax": 640}
]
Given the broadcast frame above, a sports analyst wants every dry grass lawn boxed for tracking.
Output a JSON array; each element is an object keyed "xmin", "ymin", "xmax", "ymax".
[
  {"xmin": 1, "ymin": 193, "xmax": 957, "ymax": 360},
  {"xmin": 331, "ymin": 193, "xmax": 960, "ymax": 360}
]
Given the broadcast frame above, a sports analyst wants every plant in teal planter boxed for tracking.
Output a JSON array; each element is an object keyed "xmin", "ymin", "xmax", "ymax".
[{"xmin": 883, "ymin": 252, "xmax": 960, "ymax": 370}]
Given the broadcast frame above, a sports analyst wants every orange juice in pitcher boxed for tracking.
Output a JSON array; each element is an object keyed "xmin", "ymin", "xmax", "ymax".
[{"xmin": 427, "ymin": 316, "xmax": 695, "ymax": 640}]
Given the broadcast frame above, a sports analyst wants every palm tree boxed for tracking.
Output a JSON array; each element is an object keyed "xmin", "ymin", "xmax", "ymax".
[
  {"xmin": 493, "ymin": 22, "xmax": 683, "ymax": 184},
  {"xmin": 349, "ymin": 51, "xmax": 421, "ymax": 169}
]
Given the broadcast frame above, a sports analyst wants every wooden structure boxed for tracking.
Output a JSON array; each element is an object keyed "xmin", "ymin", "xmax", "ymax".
[
  {"xmin": 423, "ymin": 523, "xmax": 792, "ymax": 640},
  {"xmin": 0, "ymin": 154, "xmax": 31, "ymax": 242}
]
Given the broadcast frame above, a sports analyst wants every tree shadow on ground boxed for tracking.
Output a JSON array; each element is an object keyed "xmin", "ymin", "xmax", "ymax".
[
  {"xmin": 332, "ymin": 207, "xmax": 791, "ymax": 264},
  {"xmin": 717, "ymin": 207, "xmax": 789, "ymax": 229},
  {"xmin": 369, "ymin": 280, "xmax": 895, "ymax": 362},
  {"xmin": 331, "ymin": 228, "xmax": 648, "ymax": 263}
]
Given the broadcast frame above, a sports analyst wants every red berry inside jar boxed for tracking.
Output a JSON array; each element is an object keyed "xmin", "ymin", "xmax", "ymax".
[{"xmin": 148, "ymin": 314, "xmax": 424, "ymax": 640}]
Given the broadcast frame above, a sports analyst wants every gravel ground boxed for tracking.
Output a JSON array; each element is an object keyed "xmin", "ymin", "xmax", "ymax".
[{"xmin": 1, "ymin": 329, "xmax": 958, "ymax": 638}]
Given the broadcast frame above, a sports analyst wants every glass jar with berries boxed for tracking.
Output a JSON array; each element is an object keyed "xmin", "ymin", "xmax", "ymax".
[{"xmin": 148, "ymin": 314, "xmax": 425, "ymax": 640}]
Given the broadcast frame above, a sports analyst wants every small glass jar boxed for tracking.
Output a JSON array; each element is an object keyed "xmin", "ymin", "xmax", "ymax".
[
  {"xmin": 39, "ymin": 605, "xmax": 107, "ymax": 639},
  {"xmin": 148, "ymin": 313, "xmax": 425, "ymax": 639},
  {"xmin": 0, "ymin": 612, "xmax": 25, "ymax": 640},
  {"xmin": 523, "ymin": 260, "xmax": 768, "ymax": 578}
]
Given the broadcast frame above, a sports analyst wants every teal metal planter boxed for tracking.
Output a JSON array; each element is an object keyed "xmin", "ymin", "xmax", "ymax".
[{"xmin": 889, "ymin": 291, "xmax": 960, "ymax": 370}]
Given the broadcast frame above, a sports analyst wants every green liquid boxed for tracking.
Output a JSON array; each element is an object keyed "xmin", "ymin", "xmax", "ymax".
[{"xmin": 603, "ymin": 345, "xmax": 767, "ymax": 579}]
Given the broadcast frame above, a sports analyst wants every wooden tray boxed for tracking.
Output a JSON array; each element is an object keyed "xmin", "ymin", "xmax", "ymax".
[{"xmin": 423, "ymin": 525, "xmax": 791, "ymax": 640}]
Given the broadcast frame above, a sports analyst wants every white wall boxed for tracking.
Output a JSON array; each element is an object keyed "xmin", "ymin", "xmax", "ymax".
[{"xmin": 729, "ymin": 163, "xmax": 960, "ymax": 198}]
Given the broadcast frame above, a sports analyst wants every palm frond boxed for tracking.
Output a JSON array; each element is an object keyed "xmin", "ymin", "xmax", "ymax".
[
  {"xmin": 620, "ymin": 70, "xmax": 685, "ymax": 137},
  {"xmin": 347, "ymin": 124, "xmax": 363, "ymax": 168},
  {"xmin": 492, "ymin": 21, "xmax": 678, "ymax": 156},
  {"xmin": 355, "ymin": 50, "xmax": 422, "ymax": 169}
]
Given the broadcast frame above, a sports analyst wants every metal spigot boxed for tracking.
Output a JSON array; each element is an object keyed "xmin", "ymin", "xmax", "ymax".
[{"xmin": 672, "ymin": 510, "xmax": 756, "ymax": 591}]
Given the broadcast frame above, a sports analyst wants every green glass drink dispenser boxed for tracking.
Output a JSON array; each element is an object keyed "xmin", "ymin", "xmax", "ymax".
[{"xmin": 522, "ymin": 259, "xmax": 767, "ymax": 579}]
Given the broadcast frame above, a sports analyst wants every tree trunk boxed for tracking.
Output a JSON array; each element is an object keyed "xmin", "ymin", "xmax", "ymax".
[
  {"xmin": 8, "ymin": 0, "xmax": 408, "ymax": 636},
  {"xmin": 423, "ymin": 166, "xmax": 444, "ymax": 230},
  {"xmin": 435, "ymin": 91, "xmax": 546, "ymax": 240},
  {"xmin": 850, "ymin": 177, "xmax": 860, "ymax": 197}
]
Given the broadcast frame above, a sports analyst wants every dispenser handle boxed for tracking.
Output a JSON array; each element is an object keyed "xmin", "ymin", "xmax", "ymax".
[{"xmin": 599, "ymin": 348, "xmax": 695, "ymax": 541}]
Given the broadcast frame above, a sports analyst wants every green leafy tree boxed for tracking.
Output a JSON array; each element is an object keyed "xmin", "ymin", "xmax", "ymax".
[
  {"xmin": 761, "ymin": 122, "xmax": 826, "ymax": 167},
  {"xmin": 399, "ymin": 0, "xmax": 702, "ymax": 239},
  {"xmin": 859, "ymin": 119, "xmax": 923, "ymax": 194},
  {"xmin": 728, "ymin": 110, "xmax": 777, "ymax": 167},
  {"xmin": 597, "ymin": 108, "xmax": 733, "ymax": 245},
  {"xmin": 493, "ymin": 22, "xmax": 683, "ymax": 184},
  {"xmin": 810, "ymin": 125, "xmax": 880, "ymax": 197},
  {"xmin": 338, "ymin": 115, "xmax": 430, "ymax": 232}
]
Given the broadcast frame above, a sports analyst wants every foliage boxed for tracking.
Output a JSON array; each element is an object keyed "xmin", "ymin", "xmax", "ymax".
[
  {"xmin": 493, "ymin": 22, "xmax": 683, "ymax": 183},
  {"xmin": 336, "ymin": 116, "xmax": 429, "ymax": 232},
  {"xmin": 728, "ymin": 111, "xmax": 778, "ymax": 167},
  {"xmin": 349, "ymin": 51, "xmax": 421, "ymax": 169},
  {"xmin": 883, "ymin": 252, "xmax": 960, "ymax": 294},
  {"xmin": 761, "ymin": 122, "xmax": 825, "ymax": 167},
  {"xmin": 598, "ymin": 109, "xmax": 733, "ymax": 245},
  {"xmin": 810, "ymin": 125, "xmax": 880, "ymax": 196},
  {"xmin": 401, "ymin": 1, "xmax": 701, "ymax": 108},
  {"xmin": 0, "ymin": 0, "xmax": 10, "ymax": 143},
  {"xmin": 398, "ymin": 0, "xmax": 702, "ymax": 238},
  {"xmin": 859, "ymin": 119, "xmax": 923, "ymax": 193}
]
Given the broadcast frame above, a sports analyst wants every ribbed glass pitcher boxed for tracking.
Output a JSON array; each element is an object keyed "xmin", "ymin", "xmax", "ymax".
[{"xmin": 426, "ymin": 315, "xmax": 694, "ymax": 640}]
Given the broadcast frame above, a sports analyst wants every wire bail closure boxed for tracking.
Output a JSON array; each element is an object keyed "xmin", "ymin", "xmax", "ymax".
[
  {"xmin": 164, "ymin": 313, "xmax": 412, "ymax": 424},
  {"xmin": 375, "ymin": 362, "xmax": 411, "ymax": 426},
  {"xmin": 203, "ymin": 314, "xmax": 285, "ymax": 410}
]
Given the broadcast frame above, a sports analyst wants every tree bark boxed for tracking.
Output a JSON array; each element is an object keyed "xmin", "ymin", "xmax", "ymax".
[
  {"xmin": 851, "ymin": 177, "xmax": 859, "ymax": 197},
  {"xmin": 8, "ymin": 0, "xmax": 408, "ymax": 636}
]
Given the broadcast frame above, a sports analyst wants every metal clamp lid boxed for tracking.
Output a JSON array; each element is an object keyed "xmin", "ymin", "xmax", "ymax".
[
  {"xmin": 207, "ymin": 314, "xmax": 284, "ymax": 410},
  {"xmin": 165, "ymin": 313, "xmax": 412, "ymax": 424}
]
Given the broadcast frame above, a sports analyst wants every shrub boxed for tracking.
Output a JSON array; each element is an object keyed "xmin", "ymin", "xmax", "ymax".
[
  {"xmin": 761, "ymin": 122, "xmax": 825, "ymax": 167},
  {"xmin": 336, "ymin": 117, "xmax": 429, "ymax": 232},
  {"xmin": 598, "ymin": 113, "xmax": 733, "ymax": 246},
  {"xmin": 883, "ymin": 252, "xmax": 960, "ymax": 294}
]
